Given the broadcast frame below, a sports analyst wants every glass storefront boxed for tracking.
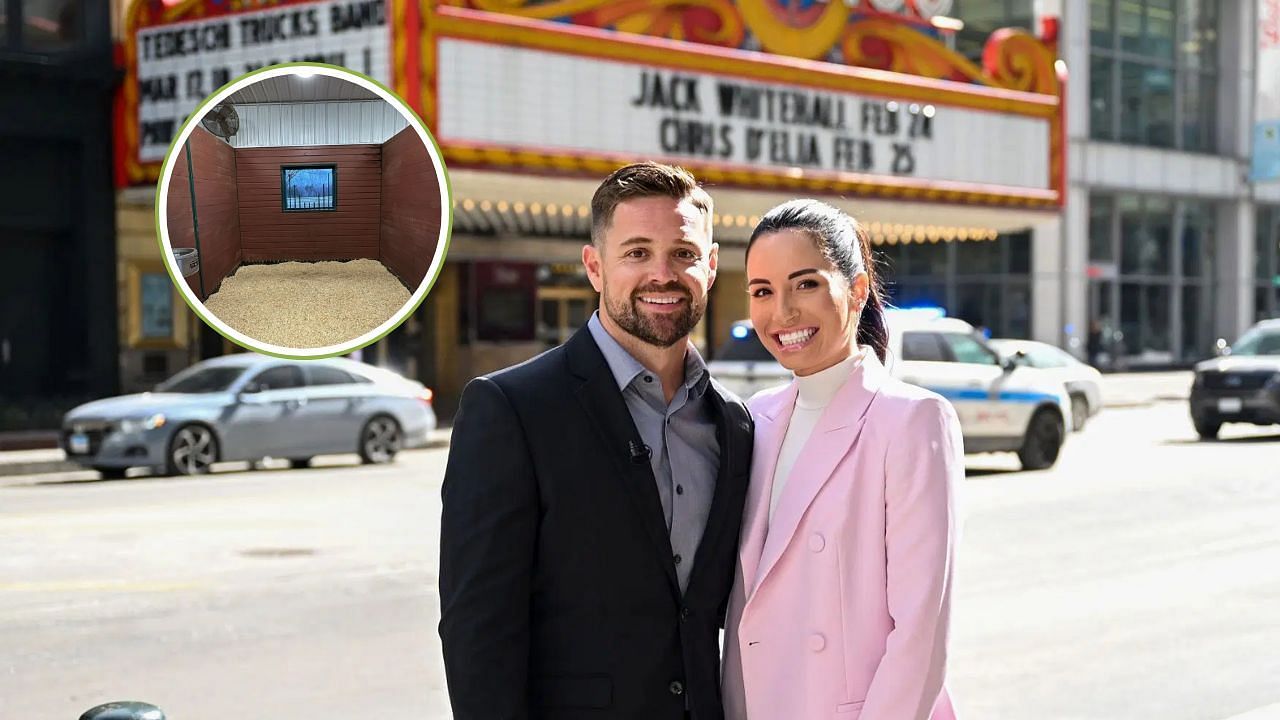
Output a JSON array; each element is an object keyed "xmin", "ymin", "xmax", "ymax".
[
  {"xmin": 881, "ymin": 232, "xmax": 1033, "ymax": 339},
  {"xmin": 1088, "ymin": 192, "xmax": 1217, "ymax": 364},
  {"xmin": 536, "ymin": 264, "xmax": 597, "ymax": 348}
]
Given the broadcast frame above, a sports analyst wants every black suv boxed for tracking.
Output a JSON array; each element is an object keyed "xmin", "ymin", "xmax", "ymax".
[{"xmin": 1189, "ymin": 319, "xmax": 1280, "ymax": 439}]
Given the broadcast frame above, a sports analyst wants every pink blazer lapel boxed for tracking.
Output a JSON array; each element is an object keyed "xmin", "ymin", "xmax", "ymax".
[
  {"xmin": 748, "ymin": 353, "xmax": 889, "ymax": 603},
  {"xmin": 738, "ymin": 383, "xmax": 796, "ymax": 596}
]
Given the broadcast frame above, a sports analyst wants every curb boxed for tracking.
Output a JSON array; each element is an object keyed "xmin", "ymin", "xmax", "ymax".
[
  {"xmin": 0, "ymin": 459, "xmax": 82, "ymax": 477},
  {"xmin": 0, "ymin": 434, "xmax": 452, "ymax": 479},
  {"xmin": 0, "ymin": 431, "xmax": 61, "ymax": 452}
]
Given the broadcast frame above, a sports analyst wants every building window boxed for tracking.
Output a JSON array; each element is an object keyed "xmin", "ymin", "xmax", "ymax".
[
  {"xmin": 3, "ymin": 0, "xmax": 95, "ymax": 53},
  {"xmin": 1089, "ymin": 0, "xmax": 1218, "ymax": 152},
  {"xmin": 1089, "ymin": 192, "xmax": 1218, "ymax": 362},
  {"xmin": 140, "ymin": 272, "xmax": 173, "ymax": 339},
  {"xmin": 952, "ymin": 0, "xmax": 1035, "ymax": 63},
  {"xmin": 281, "ymin": 165, "xmax": 336, "ymax": 211},
  {"xmin": 462, "ymin": 261, "xmax": 538, "ymax": 343},
  {"xmin": 1089, "ymin": 193, "xmax": 1115, "ymax": 262},
  {"xmin": 1258, "ymin": 206, "xmax": 1280, "ymax": 321},
  {"xmin": 1120, "ymin": 196, "xmax": 1173, "ymax": 276},
  {"xmin": 21, "ymin": 0, "xmax": 81, "ymax": 50}
]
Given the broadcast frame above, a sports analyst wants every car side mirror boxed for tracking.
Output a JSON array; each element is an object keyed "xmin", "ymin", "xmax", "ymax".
[
  {"xmin": 1002, "ymin": 354, "xmax": 1021, "ymax": 373},
  {"xmin": 80, "ymin": 702, "xmax": 166, "ymax": 720},
  {"xmin": 241, "ymin": 381, "xmax": 262, "ymax": 394},
  {"xmin": 1214, "ymin": 338, "xmax": 1230, "ymax": 357}
]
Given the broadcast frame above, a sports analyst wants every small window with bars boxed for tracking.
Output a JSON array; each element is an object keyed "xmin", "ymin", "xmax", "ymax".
[{"xmin": 281, "ymin": 165, "xmax": 336, "ymax": 211}]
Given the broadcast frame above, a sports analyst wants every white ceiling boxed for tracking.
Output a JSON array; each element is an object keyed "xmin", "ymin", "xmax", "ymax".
[{"xmin": 224, "ymin": 74, "xmax": 381, "ymax": 105}]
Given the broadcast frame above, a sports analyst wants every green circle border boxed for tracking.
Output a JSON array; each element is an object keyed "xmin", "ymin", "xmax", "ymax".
[{"xmin": 154, "ymin": 61, "xmax": 455, "ymax": 361}]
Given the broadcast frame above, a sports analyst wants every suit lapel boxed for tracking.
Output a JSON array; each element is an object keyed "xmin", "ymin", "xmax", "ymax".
[
  {"xmin": 686, "ymin": 388, "xmax": 740, "ymax": 595},
  {"xmin": 567, "ymin": 329, "xmax": 680, "ymax": 597},
  {"xmin": 738, "ymin": 384, "xmax": 795, "ymax": 598},
  {"xmin": 747, "ymin": 354, "xmax": 889, "ymax": 604}
]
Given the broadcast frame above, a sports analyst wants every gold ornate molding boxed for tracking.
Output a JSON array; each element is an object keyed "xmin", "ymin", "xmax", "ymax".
[
  {"xmin": 451, "ymin": 0, "xmax": 1061, "ymax": 95},
  {"xmin": 467, "ymin": 0, "xmax": 746, "ymax": 47}
]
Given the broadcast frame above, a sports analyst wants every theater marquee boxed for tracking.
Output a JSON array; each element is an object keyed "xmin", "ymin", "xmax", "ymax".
[
  {"xmin": 119, "ymin": 0, "xmax": 416, "ymax": 183},
  {"xmin": 423, "ymin": 4, "xmax": 1064, "ymax": 210}
]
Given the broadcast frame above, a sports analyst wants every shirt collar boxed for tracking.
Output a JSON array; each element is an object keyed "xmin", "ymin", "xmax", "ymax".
[{"xmin": 587, "ymin": 311, "xmax": 710, "ymax": 396}]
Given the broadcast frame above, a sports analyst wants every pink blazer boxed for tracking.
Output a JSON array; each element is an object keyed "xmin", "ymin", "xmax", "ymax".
[{"xmin": 722, "ymin": 352, "xmax": 963, "ymax": 720}]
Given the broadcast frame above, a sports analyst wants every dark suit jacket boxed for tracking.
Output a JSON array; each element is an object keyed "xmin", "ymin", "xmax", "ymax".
[{"xmin": 439, "ymin": 326, "xmax": 753, "ymax": 720}]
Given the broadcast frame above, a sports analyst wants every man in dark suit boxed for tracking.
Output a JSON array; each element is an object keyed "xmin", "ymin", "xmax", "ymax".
[{"xmin": 439, "ymin": 162, "xmax": 753, "ymax": 720}]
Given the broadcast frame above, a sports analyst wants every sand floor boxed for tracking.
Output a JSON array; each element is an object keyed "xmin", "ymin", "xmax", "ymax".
[{"xmin": 203, "ymin": 259, "xmax": 411, "ymax": 349}]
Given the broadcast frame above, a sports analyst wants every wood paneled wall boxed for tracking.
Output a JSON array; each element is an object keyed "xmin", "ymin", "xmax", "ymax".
[
  {"xmin": 235, "ymin": 145, "xmax": 381, "ymax": 262},
  {"xmin": 166, "ymin": 126, "xmax": 241, "ymax": 298},
  {"xmin": 380, "ymin": 127, "xmax": 442, "ymax": 290}
]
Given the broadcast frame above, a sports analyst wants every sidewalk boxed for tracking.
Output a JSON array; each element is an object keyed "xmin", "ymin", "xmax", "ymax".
[{"xmin": 0, "ymin": 427, "xmax": 453, "ymax": 479}]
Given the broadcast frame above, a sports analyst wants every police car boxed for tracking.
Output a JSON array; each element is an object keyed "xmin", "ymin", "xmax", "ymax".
[{"xmin": 708, "ymin": 309, "xmax": 1072, "ymax": 470}]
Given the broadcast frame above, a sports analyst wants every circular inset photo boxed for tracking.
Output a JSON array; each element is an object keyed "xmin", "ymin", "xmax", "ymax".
[{"xmin": 157, "ymin": 63, "xmax": 452, "ymax": 358}]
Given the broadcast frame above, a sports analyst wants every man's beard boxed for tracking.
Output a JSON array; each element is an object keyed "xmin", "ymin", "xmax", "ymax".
[{"xmin": 604, "ymin": 281, "xmax": 704, "ymax": 348}]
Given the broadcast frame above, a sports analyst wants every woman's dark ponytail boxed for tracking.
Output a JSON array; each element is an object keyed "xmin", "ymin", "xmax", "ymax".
[{"xmin": 852, "ymin": 224, "xmax": 889, "ymax": 363}]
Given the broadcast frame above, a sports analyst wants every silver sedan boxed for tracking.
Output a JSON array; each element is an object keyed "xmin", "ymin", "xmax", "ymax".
[{"xmin": 60, "ymin": 354, "xmax": 437, "ymax": 479}]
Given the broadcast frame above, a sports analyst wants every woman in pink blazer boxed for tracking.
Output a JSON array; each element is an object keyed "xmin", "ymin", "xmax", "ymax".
[{"xmin": 722, "ymin": 199, "xmax": 963, "ymax": 720}]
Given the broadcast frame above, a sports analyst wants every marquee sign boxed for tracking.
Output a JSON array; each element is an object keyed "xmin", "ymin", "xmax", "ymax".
[
  {"xmin": 119, "ymin": 0, "xmax": 416, "ymax": 184},
  {"xmin": 423, "ymin": 5, "xmax": 1065, "ymax": 209},
  {"xmin": 437, "ymin": 39, "xmax": 1049, "ymax": 191}
]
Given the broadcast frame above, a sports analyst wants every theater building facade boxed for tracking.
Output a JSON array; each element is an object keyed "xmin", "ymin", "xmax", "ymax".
[{"xmin": 115, "ymin": 0, "xmax": 1067, "ymax": 416}]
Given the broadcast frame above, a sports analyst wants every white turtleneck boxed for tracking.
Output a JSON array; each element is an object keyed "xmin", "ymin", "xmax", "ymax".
[{"xmin": 769, "ymin": 350, "xmax": 866, "ymax": 525}]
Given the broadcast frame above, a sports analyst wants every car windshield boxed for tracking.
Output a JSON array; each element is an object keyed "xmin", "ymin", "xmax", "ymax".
[
  {"xmin": 941, "ymin": 332, "xmax": 1000, "ymax": 365},
  {"xmin": 1230, "ymin": 329, "xmax": 1280, "ymax": 356},
  {"xmin": 155, "ymin": 365, "xmax": 247, "ymax": 393},
  {"xmin": 716, "ymin": 332, "xmax": 776, "ymax": 362}
]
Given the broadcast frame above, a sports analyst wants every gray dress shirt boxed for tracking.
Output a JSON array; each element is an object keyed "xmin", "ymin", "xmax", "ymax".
[{"xmin": 587, "ymin": 312, "xmax": 720, "ymax": 594}]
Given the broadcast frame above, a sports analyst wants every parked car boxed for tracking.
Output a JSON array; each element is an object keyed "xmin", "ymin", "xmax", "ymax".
[
  {"xmin": 887, "ymin": 310, "xmax": 1072, "ymax": 470},
  {"xmin": 1188, "ymin": 318, "xmax": 1280, "ymax": 439},
  {"xmin": 60, "ymin": 354, "xmax": 437, "ymax": 478},
  {"xmin": 708, "ymin": 310, "xmax": 1073, "ymax": 470},
  {"xmin": 990, "ymin": 338, "xmax": 1104, "ymax": 431}
]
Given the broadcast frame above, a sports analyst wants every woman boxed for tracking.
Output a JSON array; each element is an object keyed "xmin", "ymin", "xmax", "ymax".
[{"xmin": 722, "ymin": 199, "xmax": 962, "ymax": 720}]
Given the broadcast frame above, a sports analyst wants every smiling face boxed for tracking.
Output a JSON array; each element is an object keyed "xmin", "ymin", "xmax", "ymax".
[
  {"xmin": 583, "ymin": 195, "xmax": 718, "ymax": 348},
  {"xmin": 747, "ymin": 228, "xmax": 868, "ymax": 376}
]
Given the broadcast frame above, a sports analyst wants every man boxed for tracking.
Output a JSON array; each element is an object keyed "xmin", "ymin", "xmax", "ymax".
[{"xmin": 439, "ymin": 162, "xmax": 753, "ymax": 720}]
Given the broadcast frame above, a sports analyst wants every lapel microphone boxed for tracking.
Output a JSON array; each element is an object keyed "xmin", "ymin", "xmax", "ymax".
[{"xmin": 629, "ymin": 440, "xmax": 652, "ymax": 464}]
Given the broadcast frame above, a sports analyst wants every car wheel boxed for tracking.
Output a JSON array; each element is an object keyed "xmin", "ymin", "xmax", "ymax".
[
  {"xmin": 289, "ymin": 458, "xmax": 312, "ymax": 470},
  {"xmin": 359, "ymin": 415, "xmax": 402, "ymax": 465},
  {"xmin": 165, "ymin": 424, "xmax": 218, "ymax": 476},
  {"xmin": 94, "ymin": 467, "xmax": 128, "ymax": 480},
  {"xmin": 1070, "ymin": 394, "xmax": 1089, "ymax": 432},
  {"xmin": 1018, "ymin": 408, "xmax": 1064, "ymax": 471},
  {"xmin": 1193, "ymin": 415, "xmax": 1221, "ymax": 440}
]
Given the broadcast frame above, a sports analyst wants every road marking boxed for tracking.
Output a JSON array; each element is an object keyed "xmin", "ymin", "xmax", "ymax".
[
  {"xmin": 1218, "ymin": 703, "xmax": 1280, "ymax": 720},
  {"xmin": 0, "ymin": 580, "xmax": 207, "ymax": 592}
]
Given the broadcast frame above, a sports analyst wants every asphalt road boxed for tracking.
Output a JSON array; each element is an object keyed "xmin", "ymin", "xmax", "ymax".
[{"xmin": 2, "ymin": 390, "xmax": 1278, "ymax": 719}]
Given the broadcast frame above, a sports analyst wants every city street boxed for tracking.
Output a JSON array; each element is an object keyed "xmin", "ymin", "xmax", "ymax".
[{"xmin": 2, "ymin": 382, "xmax": 1279, "ymax": 719}]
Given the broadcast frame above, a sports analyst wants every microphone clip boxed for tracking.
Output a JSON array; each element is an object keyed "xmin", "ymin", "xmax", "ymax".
[{"xmin": 628, "ymin": 440, "xmax": 652, "ymax": 464}]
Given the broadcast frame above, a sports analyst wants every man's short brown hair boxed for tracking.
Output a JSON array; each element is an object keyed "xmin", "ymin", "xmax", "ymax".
[{"xmin": 590, "ymin": 162, "xmax": 714, "ymax": 245}]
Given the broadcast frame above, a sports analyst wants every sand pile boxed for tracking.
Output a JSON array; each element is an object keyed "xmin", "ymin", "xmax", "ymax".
[{"xmin": 204, "ymin": 259, "xmax": 411, "ymax": 349}]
